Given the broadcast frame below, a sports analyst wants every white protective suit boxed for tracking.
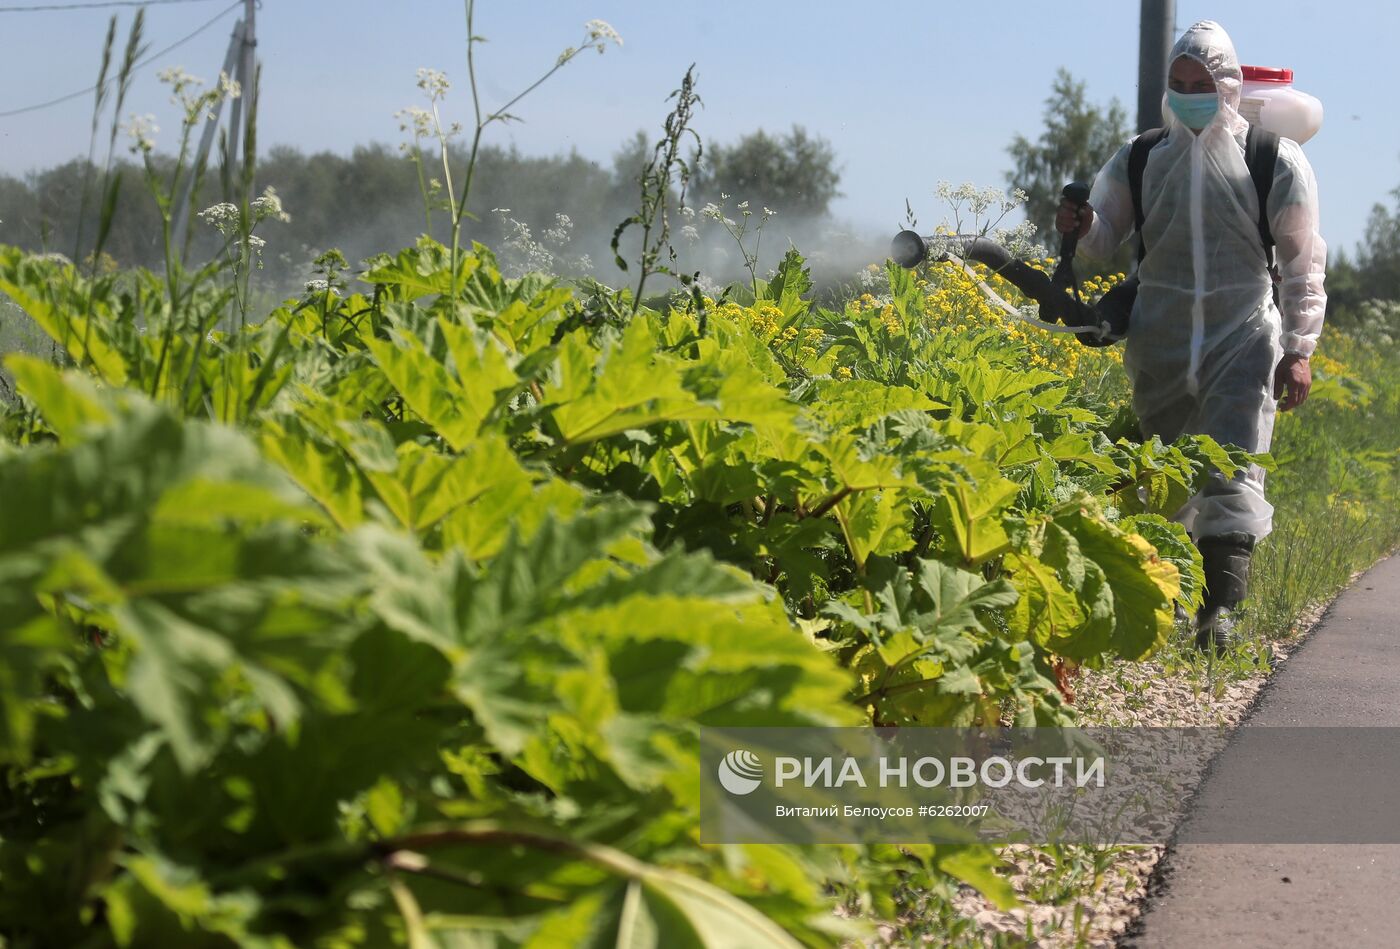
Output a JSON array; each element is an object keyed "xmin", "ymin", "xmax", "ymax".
[{"xmin": 1078, "ymin": 19, "xmax": 1327, "ymax": 542}]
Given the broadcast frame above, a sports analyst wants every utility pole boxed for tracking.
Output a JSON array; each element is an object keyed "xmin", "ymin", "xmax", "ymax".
[
  {"xmin": 225, "ymin": 0, "xmax": 256, "ymax": 196},
  {"xmin": 170, "ymin": 16, "xmax": 245, "ymax": 251},
  {"xmin": 169, "ymin": 0, "xmax": 258, "ymax": 252},
  {"xmin": 1137, "ymin": 0, "xmax": 1175, "ymax": 132}
]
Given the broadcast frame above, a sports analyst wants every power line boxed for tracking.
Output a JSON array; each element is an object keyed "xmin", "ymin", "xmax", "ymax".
[
  {"xmin": 0, "ymin": 0, "xmax": 241, "ymax": 118},
  {"xmin": 0, "ymin": 0, "xmax": 221, "ymax": 11}
]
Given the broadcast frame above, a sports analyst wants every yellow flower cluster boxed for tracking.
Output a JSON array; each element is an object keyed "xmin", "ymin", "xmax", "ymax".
[
  {"xmin": 904, "ymin": 260, "xmax": 1127, "ymax": 378},
  {"xmin": 1310, "ymin": 352, "xmax": 1348, "ymax": 377},
  {"xmin": 688, "ymin": 257, "xmax": 1134, "ymax": 387},
  {"xmin": 1081, "ymin": 272, "xmax": 1127, "ymax": 299},
  {"xmin": 688, "ymin": 297, "xmax": 834, "ymax": 369},
  {"xmin": 851, "ymin": 293, "xmax": 879, "ymax": 314},
  {"xmin": 702, "ymin": 299, "xmax": 786, "ymax": 338}
]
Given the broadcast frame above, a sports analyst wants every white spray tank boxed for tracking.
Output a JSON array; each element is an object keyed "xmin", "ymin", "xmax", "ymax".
[{"xmin": 1238, "ymin": 65, "xmax": 1323, "ymax": 144}]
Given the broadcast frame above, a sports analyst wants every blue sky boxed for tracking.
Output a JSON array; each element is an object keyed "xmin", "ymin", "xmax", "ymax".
[{"xmin": 0, "ymin": 0, "xmax": 1388, "ymax": 256}]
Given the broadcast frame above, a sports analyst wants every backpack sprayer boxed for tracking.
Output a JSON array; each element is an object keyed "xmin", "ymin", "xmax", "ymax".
[
  {"xmin": 889, "ymin": 64, "xmax": 1322, "ymax": 345},
  {"xmin": 890, "ymin": 182, "xmax": 1135, "ymax": 347}
]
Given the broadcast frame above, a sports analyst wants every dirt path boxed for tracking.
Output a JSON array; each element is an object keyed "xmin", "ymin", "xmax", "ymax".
[{"xmin": 1124, "ymin": 555, "xmax": 1400, "ymax": 947}]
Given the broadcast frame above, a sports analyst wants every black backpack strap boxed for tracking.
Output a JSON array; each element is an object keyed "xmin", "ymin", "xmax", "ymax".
[
  {"xmin": 1244, "ymin": 125, "xmax": 1280, "ymax": 263},
  {"xmin": 1128, "ymin": 128, "xmax": 1168, "ymax": 264}
]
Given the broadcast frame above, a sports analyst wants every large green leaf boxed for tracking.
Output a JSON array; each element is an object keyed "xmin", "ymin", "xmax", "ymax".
[
  {"xmin": 359, "ymin": 237, "xmax": 480, "ymax": 300},
  {"xmin": 367, "ymin": 320, "xmax": 520, "ymax": 451},
  {"xmin": 5, "ymin": 354, "xmax": 112, "ymax": 440},
  {"xmin": 803, "ymin": 379, "xmax": 938, "ymax": 432},
  {"xmin": 544, "ymin": 321, "xmax": 722, "ymax": 445},
  {"xmin": 0, "ymin": 249, "xmax": 131, "ymax": 384},
  {"xmin": 928, "ymin": 464, "xmax": 1020, "ymax": 566},
  {"xmin": 1058, "ymin": 512, "xmax": 1179, "ymax": 661}
]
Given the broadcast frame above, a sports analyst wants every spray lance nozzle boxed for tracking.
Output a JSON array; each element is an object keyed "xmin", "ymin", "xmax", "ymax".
[
  {"xmin": 889, "ymin": 230, "xmax": 992, "ymax": 269},
  {"xmin": 887, "ymin": 180, "xmax": 1130, "ymax": 347},
  {"xmin": 888, "ymin": 230, "xmax": 1063, "ymax": 304},
  {"xmin": 890, "ymin": 229, "xmax": 931, "ymax": 269}
]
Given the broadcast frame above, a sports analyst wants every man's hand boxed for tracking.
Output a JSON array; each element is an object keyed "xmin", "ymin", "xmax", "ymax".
[
  {"xmin": 1274, "ymin": 353, "xmax": 1311, "ymax": 411},
  {"xmin": 1055, "ymin": 196, "xmax": 1093, "ymax": 238}
]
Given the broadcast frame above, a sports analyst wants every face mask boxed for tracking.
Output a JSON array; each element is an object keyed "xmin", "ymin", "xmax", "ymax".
[{"xmin": 1167, "ymin": 90, "xmax": 1220, "ymax": 130}]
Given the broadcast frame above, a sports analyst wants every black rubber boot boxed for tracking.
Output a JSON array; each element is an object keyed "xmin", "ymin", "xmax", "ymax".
[{"xmin": 1195, "ymin": 532, "xmax": 1254, "ymax": 654}]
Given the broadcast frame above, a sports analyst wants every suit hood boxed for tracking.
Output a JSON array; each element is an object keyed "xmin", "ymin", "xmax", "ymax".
[{"xmin": 1163, "ymin": 20, "xmax": 1249, "ymax": 135}]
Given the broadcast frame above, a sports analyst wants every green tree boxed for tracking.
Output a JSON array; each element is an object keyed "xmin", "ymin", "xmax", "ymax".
[
  {"xmin": 1322, "ymin": 175, "xmax": 1400, "ymax": 325},
  {"xmin": 1006, "ymin": 68, "xmax": 1129, "ymax": 247},
  {"xmin": 0, "ymin": 126, "xmax": 846, "ymax": 294},
  {"xmin": 609, "ymin": 129, "xmax": 651, "ymax": 205},
  {"xmin": 693, "ymin": 125, "xmax": 841, "ymax": 218},
  {"xmin": 1354, "ymin": 191, "xmax": 1400, "ymax": 297}
]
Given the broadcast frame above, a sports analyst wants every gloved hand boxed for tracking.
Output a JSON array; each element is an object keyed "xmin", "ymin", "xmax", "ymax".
[
  {"xmin": 1055, "ymin": 196, "xmax": 1093, "ymax": 238},
  {"xmin": 1274, "ymin": 353, "xmax": 1311, "ymax": 411}
]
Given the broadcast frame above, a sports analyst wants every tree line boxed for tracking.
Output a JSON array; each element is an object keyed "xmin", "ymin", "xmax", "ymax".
[
  {"xmin": 0, "ymin": 125, "xmax": 842, "ymax": 295},
  {"xmin": 3, "ymin": 70, "xmax": 1399, "ymax": 325}
]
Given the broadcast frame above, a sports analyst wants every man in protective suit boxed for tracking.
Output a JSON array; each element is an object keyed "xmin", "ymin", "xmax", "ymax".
[{"xmin": 1055, "ymin": 20, "xmax": 1327, "ymax": 652}]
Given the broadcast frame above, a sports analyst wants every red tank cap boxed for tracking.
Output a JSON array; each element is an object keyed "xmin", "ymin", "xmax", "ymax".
[{"xmin": 1241, "ymin": 65, "xmax": 1294, "ymax": 83}]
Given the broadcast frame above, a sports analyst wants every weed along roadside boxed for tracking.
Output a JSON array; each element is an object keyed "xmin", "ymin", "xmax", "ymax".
[{"xmin": 5, "ymin": 5, "xmax": 1400, "ymax": 949}]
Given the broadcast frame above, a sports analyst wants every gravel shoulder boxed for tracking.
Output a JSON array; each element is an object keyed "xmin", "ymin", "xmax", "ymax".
[{"xmin": 925, "ymin": 584, "xmax": 1339, "ymax": 946}]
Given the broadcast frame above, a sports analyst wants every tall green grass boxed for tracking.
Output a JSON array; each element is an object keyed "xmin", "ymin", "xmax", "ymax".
[{"xmin": 1246, "ymin": 326, "xmax": 1400, "ymax": 639}]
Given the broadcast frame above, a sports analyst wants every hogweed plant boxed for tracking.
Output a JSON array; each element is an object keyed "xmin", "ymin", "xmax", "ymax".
[
  {"xmin": 395, "ymin": 99, "xmax": 440, "ymax": 235},
  {"xmin": 489, "ymin": 209, "xmax": 593, "ymax": 279},
  {"xmin": 700, "ymin": 193, "xmax": 778, "ymax": 301},
  {"xmin": 934, "ymin": 180, "xmax": 1041, "ymax": 260},
  {"xmin": 9, "ymin": 11, "xmax": 258, "ymax": 402},
  {"xmin": 395, "ymin": 69, "xmax": 457, "ymax": 238},
  {"xmin": 394, "ymin": 3, "xmax": 622, "ymax": 300},
  {"xmin": 197, "ymin": 185, "xmax": 291, "ymax": 325},
  {"xmin": 138, "ymin": 62, "xmax": 244, "ymax": 246}
]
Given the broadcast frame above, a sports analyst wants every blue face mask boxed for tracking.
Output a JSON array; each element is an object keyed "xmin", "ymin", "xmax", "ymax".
[{"xmin": 1167, "ymin": 90, "xmax": 1220, "ymax": 129}]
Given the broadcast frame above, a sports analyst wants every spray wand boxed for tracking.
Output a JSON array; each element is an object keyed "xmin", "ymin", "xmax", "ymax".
[{"xmin": 890, "ymin": 181, "xmax": 1131, "ymax": 346}]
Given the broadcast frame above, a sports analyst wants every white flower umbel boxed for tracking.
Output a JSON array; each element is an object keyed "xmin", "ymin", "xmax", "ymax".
[
  {"xmin": 930, "ymin": 180, "xmax": 1036, "ymax": 256},
  {"xmin": 992, "ymin": 219, "xmax": 1046, "ymax": 260},
  {"xmin": 124, "ymin": 113, "xmax": 158, "ymax": 154},
  {"xmin": 251, "ymin": 186, "xmax": 291, "ymax": 225},
  {"xmin": 157, "ymin": 66, "xmax": 200, "ymax": 104},
  {"xmin": 157, "ymin": 66, "xmax": 237, "ymax": 125},
  {"xmin": 396, "ymin": 106, "xmax": 434, "ymax": 139},
  {"xmin": 543, "ymin": 212, "xmax": 573, "ymax": 245},
  {"xmin": 218, "ymin": 70, "xmax": 242, "ymax": 102},
  {"xmin": 416, "ymin": 67, "xmax": 450, "ymax": 101},
  {"xmin": 197, "ymin": 202, "xmax": 240, "ymax": 237},
  {"xmin": 584, "ymin": 19, "xmax": 622, "ymax": 51}
]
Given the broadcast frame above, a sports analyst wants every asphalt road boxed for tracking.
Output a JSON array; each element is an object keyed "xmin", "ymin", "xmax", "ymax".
[{"xmin": 1126, "ymin": 555, "xmax": 1400, "ymax": 948}]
